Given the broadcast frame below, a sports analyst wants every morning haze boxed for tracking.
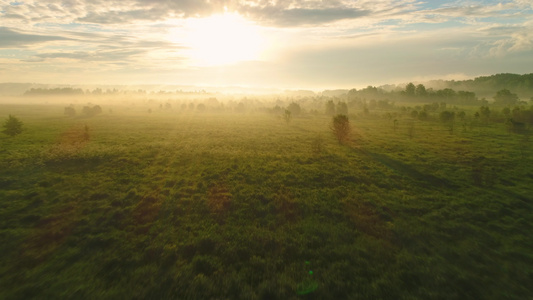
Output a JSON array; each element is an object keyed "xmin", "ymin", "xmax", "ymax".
[{"xmin": 1, "ymin": 1, "xmax": 533, "ymax": 299}]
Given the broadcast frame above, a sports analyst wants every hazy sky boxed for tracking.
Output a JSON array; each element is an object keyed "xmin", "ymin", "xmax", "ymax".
[{"xmin": 1, "ymin": 0, "xmax": 532, "ymax": 90}]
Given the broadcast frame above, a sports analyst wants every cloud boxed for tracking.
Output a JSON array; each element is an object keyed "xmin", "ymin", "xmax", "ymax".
[
  {"xmin": 0, "ymin": 27, "xmax": 71, "ymax": 48},
  {"xmin": 0, "ymin": 0, "xmax": 415, "ymax": 27},
  {"xmin": 33, "ymin": 49, "xmax": 143, "ymax": 61},
  {"xmin": 77, "ymin": 8, "xmax": 169, "ymax": 24},
  {"xmin": 1, "ymin": 0, "xmax": 532, "ymax": 88},
  {"xmin": 2, "ymin": 13, "xmax": 26, "ymax": 19},
  {"xmin": 242, "ymin": 7, "xmax": 370, "ymax": 27}
]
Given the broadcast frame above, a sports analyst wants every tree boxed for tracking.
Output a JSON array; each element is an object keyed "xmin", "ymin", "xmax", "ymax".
[
  {"xmin": 418, "ymin": 111, "xmax": 428, "ymax": 120},
  {"xmin": 404, "ymin": 83, "xmax": 415, "ymax": 97},
  {"xmin": 415, "ymin": 84, "xmax": 427, "ymax": 97},
  {"xmin": 283, "ymin": 109, "xmax": 292, "ymax": 124},
  {"xmin": 82, "ymin": 105, "xmax": 103, "ymax": 117},
  {"xmin": 331, "ymin": 114, "xmax": 351, "ymax": 144},
  {"xmin": 287, "ymin": 102, "xmax": 301, "ymax": 116},
  {"xmin": 502, "ymin": 107, "xmax": 511, "ymax": 117},
  {"xmin": 494, "ymin": 89, "xmax": 519, "ymax": 106},
  {"xmin": 439, "ymin": 110, "xmax": 455, "ymax": 123},
  {"xmin": 325, "ymin": 100, "xmax": 335, "ymax": 115},
  {"xmin": 336, "ymin": 101, "xmax": 348, "ymax": 115},
  {"xmin": 439, "ymin": 110, "xmax": 455, "ymax": 133},
  {"xmin": 2, "ymin": 115, "xmax": 23, "ymax": 136},
  {"xmin": 64, "ymin": 106, "xmax": 76, "ymax": 117}
]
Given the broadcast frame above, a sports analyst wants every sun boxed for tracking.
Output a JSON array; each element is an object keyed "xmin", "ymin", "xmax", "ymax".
[{"xmin": 179, "ymin": 12, "xmax": 265, "ymax": 67}]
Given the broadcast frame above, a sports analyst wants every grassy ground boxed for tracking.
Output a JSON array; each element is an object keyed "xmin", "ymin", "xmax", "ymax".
[{"xmin": 1, "ymin": 103, "xmax": 532, "ymax": 299}]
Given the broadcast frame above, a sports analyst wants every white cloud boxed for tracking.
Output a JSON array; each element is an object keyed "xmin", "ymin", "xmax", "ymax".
[{"xmin": 0, "ymin": 0, "xmax": 531, "ymax": 88}]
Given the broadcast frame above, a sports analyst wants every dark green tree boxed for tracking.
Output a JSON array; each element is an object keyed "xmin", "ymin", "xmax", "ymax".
[
  {"xmin": 331, "ymin": 114, "xmax": 351, "ymax": 144},
  {"xmin": 404, "ymin": 83, "xmax": 415, "ymax": 97},
  {"xmin": 418, "ymin": 111, "xmax": 428, "ymax": 120},
  {"xmin": 502, "ymin": 107, "xmax": 511, "ymax": 117},
  {"xmin": 415, "ymin": 84, "xmax": 427, "ymax": 97},
  {"xmin": 439, "ymin": 110, "xmax": 455, "ymax": 133},
  {"xmin": 439, "ymin": 110, "xmax": 455, "ymax": 123},
  {"xmin": 2, "ymin": 115, "xmax": 23, "ymax": 136},
  {"xmin": 494, "ymin": 89, "xmax": 519, "ymax": 106}
]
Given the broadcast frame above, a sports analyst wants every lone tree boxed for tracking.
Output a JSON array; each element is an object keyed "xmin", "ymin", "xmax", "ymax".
[
  {"xmin": 2, "ymin": 115, "xmax": 23, "ymax": 136},
  {"xmin": 331, "ymin": 114, "xmax": 351, "ymax": 144}
]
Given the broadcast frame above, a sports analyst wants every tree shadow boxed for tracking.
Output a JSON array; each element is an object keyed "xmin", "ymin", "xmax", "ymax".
[{"xmin": 355, "ymin": 148, "xmax": 457, "ymax": 189}]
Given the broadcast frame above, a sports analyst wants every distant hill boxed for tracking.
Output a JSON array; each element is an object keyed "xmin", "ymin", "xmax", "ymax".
[
  {"xmin": 425, "ymin": 73, "xmax": 533, "ymax": 99},
  {"xmin": 2, "ymin": 73, "xmax": 532, "ymax": 99}
]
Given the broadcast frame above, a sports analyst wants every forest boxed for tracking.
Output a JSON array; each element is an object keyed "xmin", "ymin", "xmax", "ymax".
[{"xmin": 1, "ymin": 77, "xmax": 532, "ymax": 299}]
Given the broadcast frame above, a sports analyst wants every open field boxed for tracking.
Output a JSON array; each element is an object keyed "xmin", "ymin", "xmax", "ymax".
[{"xmin": 1, "ymin": 101, "xmax": 532, "ymax": 299}]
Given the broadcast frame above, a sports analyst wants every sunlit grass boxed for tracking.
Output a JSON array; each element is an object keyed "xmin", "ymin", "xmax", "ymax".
[{"xmin": 1, "ymin": 102, "xmax": 532, "ymax": 299}]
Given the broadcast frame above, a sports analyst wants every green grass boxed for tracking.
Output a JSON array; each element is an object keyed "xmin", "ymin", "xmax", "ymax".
[{"xmin": 1, "ymin": 103, "xmax": 532, "ymax": 299}]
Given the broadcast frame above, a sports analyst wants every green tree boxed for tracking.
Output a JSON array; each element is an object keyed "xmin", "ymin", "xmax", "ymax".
[
  {"xmin": 439, "ymin": 110, "xmax": 455, "ymax": 123},
  {"xmin": 331, "ymin": 114, "xmax": 351, "ymax": 144},
  {"xmin": 415, "ymin": 84, "xmax": 427, "ymax": 97},
  {"xmin": 494, "ymin": 89, "xmax": 519, "ymax": 106},
  {"xmin": 502, "ymin": 107, "xmax": 511, "ymax": 117},
  {"xmin": 418, "ymin": 110, "xmax": 428, "ymax": 120},
  {"xmin": 2, "ymin": 115, "xmax": 23, "ymax": 136},
  {"xmin": 404, "ymin": 83, "xmax": 415, "ymax": 97},
  {"xmin": 439, "ymin": 110, "xmax": 455, "ymax": 133}
]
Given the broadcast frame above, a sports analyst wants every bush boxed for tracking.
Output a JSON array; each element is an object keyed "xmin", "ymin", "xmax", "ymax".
[{"xmin": 2, "ymin": 115, "xmax": 23, "ymax": 137}]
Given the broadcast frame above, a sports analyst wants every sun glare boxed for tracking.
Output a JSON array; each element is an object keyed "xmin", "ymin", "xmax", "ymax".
[{"xmin": 179, "ymin": 13, "xmax": 265, "ymax": 67}]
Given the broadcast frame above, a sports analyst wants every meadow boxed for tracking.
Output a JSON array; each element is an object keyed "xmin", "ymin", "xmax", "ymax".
[{"xmin": 1, "ymin": 98, "xmax": 532, "ymax": 299}]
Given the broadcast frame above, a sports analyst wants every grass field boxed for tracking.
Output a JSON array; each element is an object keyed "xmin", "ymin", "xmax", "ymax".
[{"xmin": 1, "ymin": 101, "xmax": 532, "ymax": 299}]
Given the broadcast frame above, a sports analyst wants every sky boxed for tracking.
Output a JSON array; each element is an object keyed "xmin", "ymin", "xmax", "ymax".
[{"xmin": 0, "ymin": 0, "xmax": 532, "ymax": 91}]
